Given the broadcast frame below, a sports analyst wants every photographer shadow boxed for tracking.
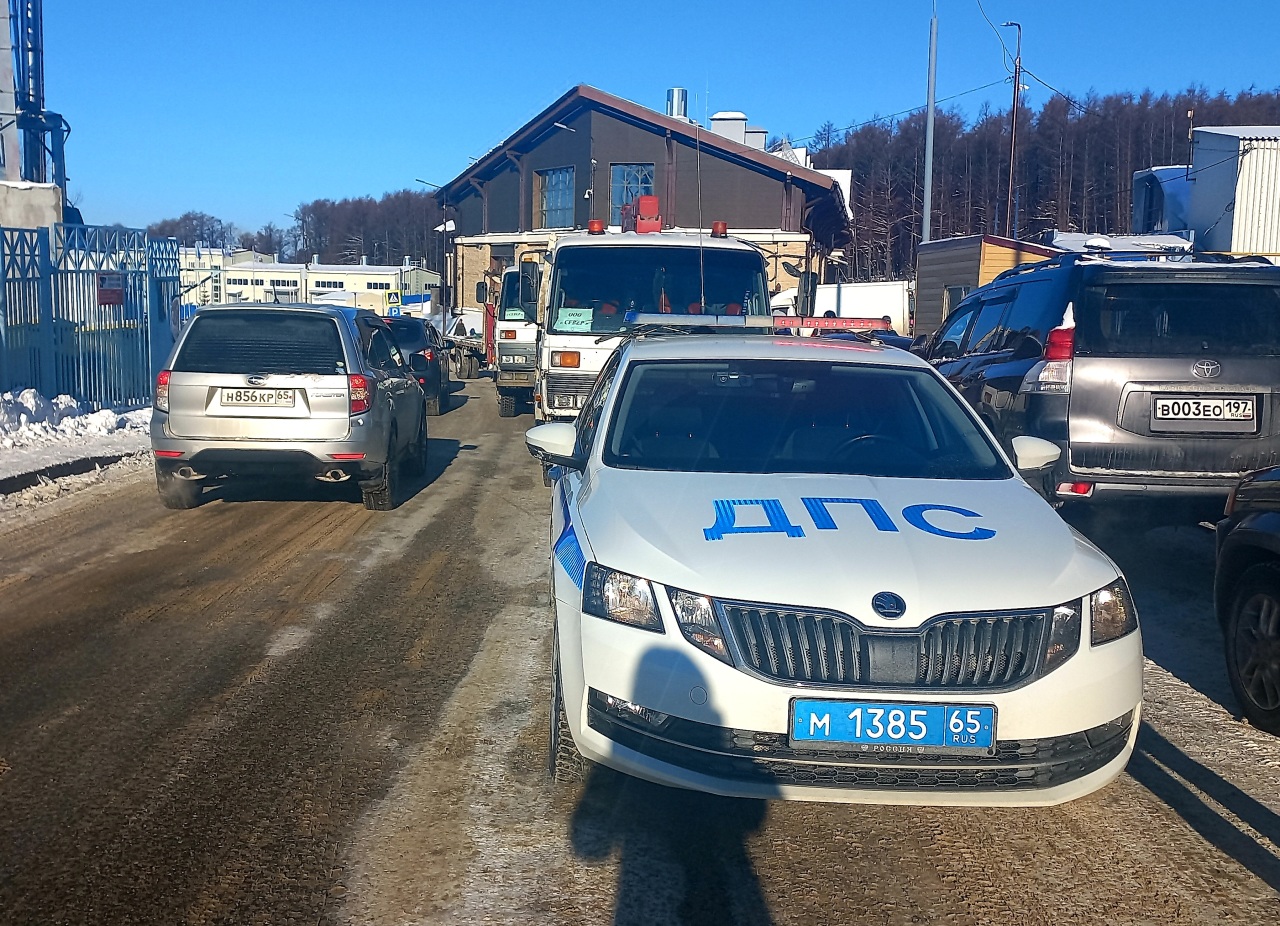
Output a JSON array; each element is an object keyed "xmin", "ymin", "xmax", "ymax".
[{"xmin": 567, "ymin": 647, "xmax": 777, "ymax": 926}]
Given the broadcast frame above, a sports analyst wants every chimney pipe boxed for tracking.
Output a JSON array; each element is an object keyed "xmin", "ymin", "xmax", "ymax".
[{"xmin": 666, "ymin": 88, "xmax": 688, "ymax": 121}]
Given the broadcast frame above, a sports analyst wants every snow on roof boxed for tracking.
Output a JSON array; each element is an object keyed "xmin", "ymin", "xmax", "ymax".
[
  {"xmin": 1196, "ymin": 125, "xmax": 1280, "ymax": 141},
  {"xmin": 1050, "ymin": 232, "xmax": 1193, "ymax": 253}
]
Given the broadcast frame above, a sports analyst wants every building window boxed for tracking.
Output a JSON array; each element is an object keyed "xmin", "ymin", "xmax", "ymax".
[
  {"xmin": 252, "ymin": 278, "xmax": 264, "ymax": 286},
  {"xmin": 315, "ymin": 280, "xmax": 344, "ymax": 289},
  {"xmin": 269, "ymin": 279, "xmax": 297, "ymax": 288},
  {"xmin": 536, "ymin": 166, "xmax": 575, "ymax": 229},
  {"xmin": 610, "ymin": 163, "xmax": 655, "ymax": 225},
  {"xmin": 366, "ymin": 281, "xmax": 392, "ymax": 290}
]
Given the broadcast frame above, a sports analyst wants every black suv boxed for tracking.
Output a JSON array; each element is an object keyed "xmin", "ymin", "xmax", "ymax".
[
  {"xmin": 384, "ymin": 316, "xmax": 451, "ymax": 416},
  {"xmin": 1214, "ymin": 466, "xmax": 1280, "ymax": 736},
  {"xmin": 914, "ymin": 253, "xmax": 1280, "ymax": 507}
]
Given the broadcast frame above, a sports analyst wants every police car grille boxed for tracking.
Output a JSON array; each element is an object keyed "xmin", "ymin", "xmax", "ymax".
[{"xmin": 721, "ymin": 606, "xmax": 1046, "ymax": 689}]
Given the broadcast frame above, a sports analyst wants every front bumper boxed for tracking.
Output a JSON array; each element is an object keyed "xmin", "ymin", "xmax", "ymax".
[{"xmin": 555, "ymin": 585, "xmax": 1143, "ymax": 806}]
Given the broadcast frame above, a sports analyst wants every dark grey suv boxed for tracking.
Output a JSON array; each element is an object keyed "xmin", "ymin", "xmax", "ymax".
[
  {"xmin": 914, "ymin": 253, "xmax": 1280, "ymax": 506},
  {"xmin": 151, "ymin": 303, "xmax": 426, "ymax": 510}
]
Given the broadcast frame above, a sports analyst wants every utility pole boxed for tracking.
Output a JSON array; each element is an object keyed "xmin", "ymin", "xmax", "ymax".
[
  {"xmin": 921, "ymin": 4, "xmax": 938, "ymax": 245},
  {"xmin": 1002, "ymin": 21, "xmax": 1022, "ymax": 240}
]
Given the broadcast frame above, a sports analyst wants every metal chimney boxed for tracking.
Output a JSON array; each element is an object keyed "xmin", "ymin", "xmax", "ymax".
[{"xmin": 666, "ymin": 88, "xmax": 688, "ymax": 120}]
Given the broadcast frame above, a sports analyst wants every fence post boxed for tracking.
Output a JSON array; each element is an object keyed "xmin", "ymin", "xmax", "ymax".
[
  {"xmin": 0, "ymin": 229, "xmax": 8, "ymax": 393},
  {"xmin": 36, "ymin": 226, "xmax": 54, "ymax": 396}
]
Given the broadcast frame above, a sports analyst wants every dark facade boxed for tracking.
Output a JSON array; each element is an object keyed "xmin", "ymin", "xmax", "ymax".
[{"xmin": 437, "ymin": 85, "xmax": 850, "ymax": 253}]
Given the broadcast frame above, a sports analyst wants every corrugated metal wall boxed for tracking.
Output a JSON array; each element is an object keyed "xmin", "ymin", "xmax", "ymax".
[{"xmin": 1233, "ymin": 137, "xmax": 1280, "ymax": 255}]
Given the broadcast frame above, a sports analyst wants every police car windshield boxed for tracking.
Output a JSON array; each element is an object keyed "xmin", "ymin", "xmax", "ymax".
[
  {"xmin": 603, "ymin": 359, "xmax": 1011, "ymax": 479},
  {"xmin": 548, "ymin": 246, "xmax": 769, "ymax": 335}
]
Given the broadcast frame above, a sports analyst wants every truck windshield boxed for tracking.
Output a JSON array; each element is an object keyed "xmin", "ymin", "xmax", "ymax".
[
  {"xmin": 547, "ymin": 245, "xmax": 770, "ymax": 335},
  {"xmin": 498, "ymin": 271, "xmax": 535, "ymax": 323}
]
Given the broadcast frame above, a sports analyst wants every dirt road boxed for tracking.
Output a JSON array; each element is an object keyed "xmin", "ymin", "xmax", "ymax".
[{"xmin": 1, "ymin": 378, "xmax": 1277, "ymax": 925}]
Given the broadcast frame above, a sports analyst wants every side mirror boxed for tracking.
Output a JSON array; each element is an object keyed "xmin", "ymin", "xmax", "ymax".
[
  {"xmin": 934, "ymin": 341, "xmax": 958, "ymax": 361},
  {"xmin": 909, "ymin": 334, "xmax": 930, "ymax": 356},
  {"xmin": 525, "ymin": 422, "xmax": 585, "ymax": 470},
  {"xmin": 1012, "ymin": 435, "xmax": 1061, "ymax": 471},
  {"xmin": 519, "ymin": 262, "xmax": 540, "ymax": 305}
]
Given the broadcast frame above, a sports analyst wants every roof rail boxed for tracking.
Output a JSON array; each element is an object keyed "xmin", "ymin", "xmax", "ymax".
[{"xmin": 987, "ymin": 248, "xmax": 1260, "ymax": 284}]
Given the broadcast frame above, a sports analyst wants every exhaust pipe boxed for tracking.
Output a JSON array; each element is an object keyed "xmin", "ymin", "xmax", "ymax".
[
  {"xmin": 176, "ymin": 466, "xmax": 203, "ymax": 480},
  {"xmin": 315, "ymin": 468, "xmax": 351, "ymax": 483}
]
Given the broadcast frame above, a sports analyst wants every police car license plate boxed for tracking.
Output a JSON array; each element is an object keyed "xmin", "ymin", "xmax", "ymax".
[
  {"xmin": 791, "ymin": 699, "xmax": 996, "ymax": 752},
  {"xmin": 1153, "ymin": 395, "xmax": 1253, "ymax": 421},
  {"xmin": 221, "ymin": 388, "xmax": 295, "ymax": 407}
]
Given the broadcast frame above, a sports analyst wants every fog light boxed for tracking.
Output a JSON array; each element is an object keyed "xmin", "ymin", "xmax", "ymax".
[
  {"xmin": 601, "ymin": 692, "xmax": 669, "ymax": 727},
  {"xmin": 1056, "ymin": 481, "xmax": 1094, "ymax": 497}
]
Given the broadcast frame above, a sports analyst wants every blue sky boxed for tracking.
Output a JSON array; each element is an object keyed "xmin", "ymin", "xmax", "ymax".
[{"xmin": 49, "ymin": 0, "xmax": 1279, "ymax": 232}]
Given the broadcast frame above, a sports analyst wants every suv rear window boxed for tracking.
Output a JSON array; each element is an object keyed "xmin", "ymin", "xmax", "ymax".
[
  {"xmin": 1077, "ymin": 282, "xmax": 1280, "ymax": 357},
  {"xmin": 384, "ymin": 318, "xmax": 429, "ymax": 353},
  {"xmin": 174, "ymin": 311, "xmax": 347, "ymax": 374}
]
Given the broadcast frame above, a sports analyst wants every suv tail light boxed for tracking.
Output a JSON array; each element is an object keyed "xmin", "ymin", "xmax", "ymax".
[
  {"xmin": 348, "ymin": 374, "xmax": 371, "ymax": 414},
  {"xmin": 155, "ymin": 370, "xmax": 171, "ymax": 412},
  {"xmin": 423, "ymin": 348, "xmax": 435, "ymax": 363},
  {"xmin": 1045, "ymin": 326, "xmax": 1075, "ymax": 361}
]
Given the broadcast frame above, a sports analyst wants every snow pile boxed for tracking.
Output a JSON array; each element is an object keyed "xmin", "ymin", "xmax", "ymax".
[{"xmin": 0, "ymin": 388, "xmax": 151, "ymax": 451}]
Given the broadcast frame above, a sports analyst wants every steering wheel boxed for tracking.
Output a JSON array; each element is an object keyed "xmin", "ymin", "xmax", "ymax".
[{"xmin": 831, "ymin": 434, "xmax": 907, "ymax": 460}]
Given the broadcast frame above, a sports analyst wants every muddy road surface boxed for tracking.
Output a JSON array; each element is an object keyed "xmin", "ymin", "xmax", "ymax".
[{"xmin": 1, "ymin": 378, "xmax": 1277, "ymax": 925}]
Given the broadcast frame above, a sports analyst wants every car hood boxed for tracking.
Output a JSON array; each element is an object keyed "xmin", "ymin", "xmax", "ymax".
[{"xmin": 575, "ymin": 469, "xmax": 1118, "ymax": 627}]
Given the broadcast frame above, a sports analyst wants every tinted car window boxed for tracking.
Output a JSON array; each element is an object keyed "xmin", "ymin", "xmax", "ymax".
[
  {"xmin": 996, "ymin": 280, "xmax": 1061, "ymax": 351},
  {"xmin": 384, "ymin": 318, "xmax": 429, "ymax": 354},
  {"xmin": 174, "ymin": 311, "xmax": 346, "ymax": 374},
  {"xmin": 933, "ymin": 305, "xmax": 975, "ymax": 358},
  {"xmin": 964, "ymin": 291, "xmax": 1014, "ymax": 354},
  {"xmin": 368, "ymin": 329, "xmax": 401, "ymax": 370},
  {"xmin": 1077, "ymin": 282, "xmax": 1280, "ymax": 357},
  {"xmin": 603, "ymin": 359, "xmax": 1010, "ymax": 480}
]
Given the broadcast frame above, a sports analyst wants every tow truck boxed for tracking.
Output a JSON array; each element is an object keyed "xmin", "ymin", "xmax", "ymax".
[
  {"xmin": 533, "ymin": 196, "xmax": 774, "ymax": 424},
  {"xmin": 494, "ymin": 262, "xmax": 539, "ymax": 417}
]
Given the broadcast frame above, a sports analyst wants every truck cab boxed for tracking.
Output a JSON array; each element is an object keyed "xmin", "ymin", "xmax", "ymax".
[
  {"xmin": 534, "ymin": 218, "xmax": 773, "ymax": 423},
  {"xmin": 494, "ymin": 264, "xmax": 539, "ymax": 417}
]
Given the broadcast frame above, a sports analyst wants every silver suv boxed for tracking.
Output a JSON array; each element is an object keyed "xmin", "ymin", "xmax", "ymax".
[{"xmin": 151, "ymin": 303, "xmax": 426, "ymax": 510}]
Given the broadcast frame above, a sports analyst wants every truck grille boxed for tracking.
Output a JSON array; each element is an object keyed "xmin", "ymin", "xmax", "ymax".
[
  {"xmin": 545, "ymin": 372, "xmax": 596, "ymax": 411},
  {"xmin": 720, "ymin": 604, "xmax": 1046, "ymax": 690}
]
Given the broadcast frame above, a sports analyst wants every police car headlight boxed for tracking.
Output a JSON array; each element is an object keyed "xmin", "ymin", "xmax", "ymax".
[
  {"xmin": 1042, "ymin": 602, "xmax": 1082, "ymax": 673},
  {"xmin": 668, "ymin": 589, "xmax": 732, "ymax": 664},
  {"xmin": 1090, "ymin": 579, "xmax": 1137, "ymax": 645},
  {"xmin": 583, "ymin": 563, "xmax": 663, "ymax": 632}
]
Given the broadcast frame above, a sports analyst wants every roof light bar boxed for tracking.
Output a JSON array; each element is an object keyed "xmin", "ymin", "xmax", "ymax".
[{"xmin": 622, "ymin": 312, "xmax": 773, "ymax": 328}]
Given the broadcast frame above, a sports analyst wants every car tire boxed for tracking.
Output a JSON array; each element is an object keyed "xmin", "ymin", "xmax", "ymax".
[
  {"xmin": 362, "ymin": 433, "xmax": 399, "ymax": 511},
  {"xmin": 156, "ymin": 467, "xmax": 202, "ymax": 509},
  {"xmin": 1225, "ymin": 563, "xmax": 1280, "ymax": 735},
  {"xmin": 549, "ymin": 632, "xmax": 589, "ymax": 784},
  {"xmin": 456, "ymin": 354, "xmax": 472, "ymax": 380},
  {"xmin": 404, "ymin": 419, "xmax": 428, "ymax": 477},
  {"xmin": 425, "ymin": 392, "xmax": 442, "ymax": 417},
  {"xmin": 498, "ymin": 392, "xmax": 517, "ymax": 418}
]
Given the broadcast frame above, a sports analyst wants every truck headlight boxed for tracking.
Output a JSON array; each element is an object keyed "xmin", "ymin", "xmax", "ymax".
[
  {"xmin": 668, "ymin": 588, "xmax": 732, "ymax": 664},
  {"xmin": 583, "ymin": 563, "xmax": 662, "ymax": 632},
  {"xmin": 1042, "ymin": 602, "xmax": 1081, "ymax": 673},
  {"xmin": 1090, "ymin": 579, "xmax": 1137, "ymax": 645}
]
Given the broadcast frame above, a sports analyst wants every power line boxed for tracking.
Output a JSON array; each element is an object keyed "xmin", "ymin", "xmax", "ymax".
[
  {"xmin": 1021, "ymin": 67, "xmax": 1098, "ymax": 117},
  {"xmin": 795, "ymin": 78, "xmax": 1008, "ymax": 146},
  {"xmin": 975, "ymin": 0, "xmax": 1014, "ymax": 73}
]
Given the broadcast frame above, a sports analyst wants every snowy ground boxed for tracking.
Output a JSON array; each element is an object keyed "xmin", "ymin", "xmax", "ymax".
[{"xmin": 0, "ymin": 388, "xmax": 151, "ymax": 482}]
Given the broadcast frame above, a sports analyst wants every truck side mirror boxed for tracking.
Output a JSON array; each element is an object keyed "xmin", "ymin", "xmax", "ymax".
[{"xmin": 519, "ymin": 262, "xmax": 540, "ymax": 306}]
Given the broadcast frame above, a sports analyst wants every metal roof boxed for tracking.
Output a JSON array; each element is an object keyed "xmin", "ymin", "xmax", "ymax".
[{"xmin": 1196, "ymin": 125, "xmax": 1280, "ymax": 141}]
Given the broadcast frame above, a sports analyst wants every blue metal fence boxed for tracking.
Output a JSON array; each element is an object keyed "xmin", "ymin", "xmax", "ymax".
[{"xmin": 0, "ymin": 224, "xmax": 179, "ymax": 408}]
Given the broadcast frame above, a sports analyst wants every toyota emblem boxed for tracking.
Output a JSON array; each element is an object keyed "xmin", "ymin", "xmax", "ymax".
[
  {"xmin": 247, "ymin": 374, "xmax": 268, "ymax": 386},
  {"xmin": 871, "ymin": 592, "xmax": 907, "ymax": 619},
  {"xmin": 1192, "ymin": 360, "xmax": 1221, "ymax": 379}
]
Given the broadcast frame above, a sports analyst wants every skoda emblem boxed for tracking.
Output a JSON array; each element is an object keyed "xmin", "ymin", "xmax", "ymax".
[
  {"xmin": 1192, "ymin": 360, "xmax": 1221, "ymax": 379},
  {"xmin": 247, "ymin": 374, "xmax": 268, "ymax": 386},
  {"xmin": 872, "ymin": 592, "xmax": 907, "ymax": 620}
]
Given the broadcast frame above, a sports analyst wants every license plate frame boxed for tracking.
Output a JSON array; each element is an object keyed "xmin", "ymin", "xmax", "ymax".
[
  {"xmin": 1152, "ymin": 394, "xmax": 1255, "ymax": 423},
  {"xmin": 220, "ymin": 388, "xmax": 296, "ymax": 407},
  {"xmin": 790, "ymin": 698, "xmax": 997, "ymax": 755}
]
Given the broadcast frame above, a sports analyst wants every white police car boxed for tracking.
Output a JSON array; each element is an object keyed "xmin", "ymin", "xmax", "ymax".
[{"xmin": 526, "ymin": 331, "xmax": 1142, "ymax": 806}]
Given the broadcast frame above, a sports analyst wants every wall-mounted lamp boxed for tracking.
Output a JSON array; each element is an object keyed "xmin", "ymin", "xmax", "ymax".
[{"xmin": 552, "ymin": 121, "xmax": 577, "ymax": 133}]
